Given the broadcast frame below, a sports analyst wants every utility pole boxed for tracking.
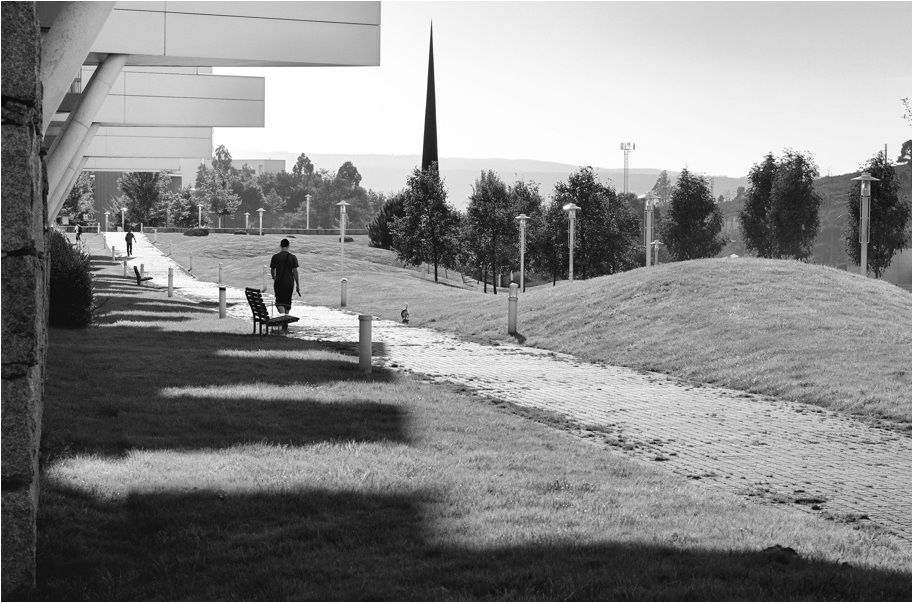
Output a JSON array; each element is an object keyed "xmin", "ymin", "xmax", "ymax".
[{"xmin": 620, "ymin": 142, "xmax": 635, "ymax": 195}]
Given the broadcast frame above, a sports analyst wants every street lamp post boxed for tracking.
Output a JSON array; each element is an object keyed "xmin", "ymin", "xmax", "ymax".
[
  {"xmin": 515, "ymin": 214, "xmax": 530, "ymax": 292},
  {"xmin": 305, "ymin": 193, "xmax": 312, "ymax": 230},
  {"xmin": 652, "ymin": 240, "xmax": 662, "ymax": 266},
  {"xmin": 197, "ymin": 204, "xmax": 203, "ymax": 228},
  {"xmin": 336, "ymin": 200, "xmax": 350, "ymax": 271},
  {"xmin": 120, "ymin": 207, "xmax": 126, "ymax": 231},
  {"xmin": 244, "ymin": 212, "xmax": 250, "ymax": 229},
  {"xmin": 850, "ymin": 171, "xmax": 880, "ymax": 277},
  {"xmin": 643, "ymin": 192, "xmax": 658, "ymax": 267},
  {"xmin": 257, "ymin": 207, "xmax": 265, "ymax": 236},
  {"xmin": 563, "ymin": 203, "xmax": 580, "ymax": 281},
  {"xmin": 104, "ymin": 211, "xmax": 109, "ymax": 232}
]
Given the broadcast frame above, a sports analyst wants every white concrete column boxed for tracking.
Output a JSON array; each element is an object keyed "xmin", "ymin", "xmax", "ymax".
[
  {"xmin": 46, "ymin": 53, "xmax": 127, "ymax": 197},
  {"xmin": 40, "ymin": 2, "xmax": 115, "ymax": 136},
  {"xmin": 48, "ymin": 124, "xmax": 97, "ymax": 219}
]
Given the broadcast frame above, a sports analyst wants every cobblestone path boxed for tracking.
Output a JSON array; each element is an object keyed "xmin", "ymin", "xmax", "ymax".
[{"xmin": 112, "ymin": 233, "xmax": 912, "ymax": 542}]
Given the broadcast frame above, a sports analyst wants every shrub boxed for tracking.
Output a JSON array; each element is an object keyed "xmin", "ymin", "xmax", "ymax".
[
  {"xmin": 49, "ymin": 230, "xmax": 93, "ymax": 327},
  {"xmin": 234, "ymin": 230, "xmax": 248, "ymax": 235},
  {"xmin": 184, "ymin": 228, "xmax": 209, "ymax": 237},
  {"xmin": 339, "ymin": 236, "xmax": 354, "ymax": 243}
]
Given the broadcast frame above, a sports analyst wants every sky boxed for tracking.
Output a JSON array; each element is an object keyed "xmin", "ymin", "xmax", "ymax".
[{"xmin": 214, "ymin": 1, "xmax": 912, "ymax": 178}]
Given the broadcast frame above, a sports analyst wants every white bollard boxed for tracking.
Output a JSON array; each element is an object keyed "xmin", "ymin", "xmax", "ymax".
[
  {"xmin": 218, "ymin": 286, "xmax": 226, "ymax": 319},
  {"xmin": 262, "ymin": 265, "xmax": 268, "ymax": 292},
  {"xmin": 168, "ymin": 267, "xmax": 173, "ymax": 298},
  {"xmin": 153, "ymin": 228, "xmax": 157, "ymax": 244},
  {"xmin": 341, "ymin": 278, "xmax": 348, "ymax": 307},
  {"xmin": 111, "ymin": 246, "xmax": 116, "ymax": 261},
  {"xmin": 168, "ymin": 242, "xmax": 172, "ymax": 257},
  {"xmin": 218, "ymin": 263, "xmax": 222, "ymax": 284},
  {"xmin": 359, "ymin": 315, "xmax": 372, "ymax": 373},
  {"xmin": 123, "ymin": 261, "xmax": 127, "ymax": 277},
  {"xmin": 508, "ymin": 283, "xmax": 518, "ymax": 334},
  {"xmin": 140, "ymin": 263, "xmax": 145, "ymax": 278},
  {"xmin": 189, "ymin": 252, "xmax": 193, "ymax": 271}
]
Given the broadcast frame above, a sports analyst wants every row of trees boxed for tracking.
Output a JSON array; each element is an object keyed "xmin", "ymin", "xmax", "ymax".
[
  {"xmin": 370, "ymin": 163, "xmax": 732, "ymax": 291},
  {"xmin": 108, "ymin": 145, "xmax": 385, "ymax": 230}
]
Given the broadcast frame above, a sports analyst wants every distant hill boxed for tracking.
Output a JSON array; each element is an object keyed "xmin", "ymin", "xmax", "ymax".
[{"xmin": 231, "ymin": 151, "xmax": 749, "ymax": 211}]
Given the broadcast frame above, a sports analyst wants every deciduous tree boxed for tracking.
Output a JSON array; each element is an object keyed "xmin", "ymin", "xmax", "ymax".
[
  {"xmin": 845, "ymin": 151, "xmax": 911, "ymax": 278},
  {"xmin": 61, "ymin": 173, "xmax": 95, "ymax": 222},
  {"xmin": 467, "ymin": 171, "xmax": 514, "ymax": 294},
  {"xmin": 661, "ymin": 168, "xmax": 726, "ymax": 261},
  {"xmin": 117, "ymin": 171, "xmax": 172, "ymax": 226}
]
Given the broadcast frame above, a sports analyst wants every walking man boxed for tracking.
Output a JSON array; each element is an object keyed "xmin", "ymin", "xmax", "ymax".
[
  {"xmin": 125, "ymin": 228, "xmax": 135, "ymax": 256},
  {"xmin": 270, "ymin": 238, "xmax": 300, "ymax": 331}
]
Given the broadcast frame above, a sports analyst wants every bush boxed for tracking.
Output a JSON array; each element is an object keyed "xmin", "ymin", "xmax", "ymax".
[
  {"xmin": 49, "ymin": 230, "xmax": 93, "ymax": 327},
  {"xmin": 234, "ymin": 230, "xmax": 248, "ymax": 235},
  {"xmin": 339, "ymin": 236, "xmax": 355, "ymax": 243},
  {"xmin": 184, "ymin": 228, "xmax": 209, "ymax": 237}
]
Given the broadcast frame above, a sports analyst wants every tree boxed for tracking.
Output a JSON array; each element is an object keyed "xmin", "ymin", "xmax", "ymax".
[
  {"xmin": 61, "ymin": 173, "xmax": 95, "ymax": 221},
  {"xmin": 390, "ymin": 163, "xmax": 457, "ymax": 282},
  {"xmin": 769, "ymin": 149, "xmax": 821, "ymax": 260},
  {"xmin": 552, "ymin": 167, "xmax": 640, "ymax": 279},
  {"xmin": 651, "ymin": 170, "xmax": 673, "ymax": 204},
  {"xmin": 336, "ymin": 161, "xmax": 362, "ymax": 188},
  {"xmin": 740, "ymin": 153, "xmax": 782, "ymax": 258},
  {"xmin": 661, "ymin": 167, "xmax": 726, "ymax": 261},
  {"xmin": 117, "ymin": 171, "xmax": 172, "ymax": 226},
  {"xmin": 845, "ymin": 151, "xmax": 911, "ymax": 278},
  {"xmin": 292, "ymin": 153, "xmax": 314, "ymax": 179},
  {"xmin": 528, "ymin": 197, "xmax": 570, "ymax": 285},
  {"xmin": 897, "ymin": 140, "xmax": 911, "ymax": 165},
  {"xmin": 262, "ymin": 188, "xmax": 286, "ymax": 227},
  {"xmin": 368, "ymin": 192, "xmax": 405, "ymax": 249},
  {"xmin": 467, "ymin": 171, "xmax": 514, "ymax": 293}
]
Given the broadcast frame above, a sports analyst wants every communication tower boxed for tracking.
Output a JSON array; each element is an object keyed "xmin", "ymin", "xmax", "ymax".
[{"xmin": 620, "ymin": 142, "xmax": 635, "ymax": 194}]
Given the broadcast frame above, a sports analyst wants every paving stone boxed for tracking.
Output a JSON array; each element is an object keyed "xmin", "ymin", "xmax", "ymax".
[{"xmin": 115, "ymin": 232, "xmax": 912, "ymax": 542}]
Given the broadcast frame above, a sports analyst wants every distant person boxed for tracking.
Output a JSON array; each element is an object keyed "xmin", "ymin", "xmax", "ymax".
[
  {"xmin": 401, "ymin": 303, "xmax": 410, "ymax": 324},
  {"xmin": 124, "ymin": 228, "xmax": 135, "ymax": 256},
  {"xmin": 270, "ymin": 238, "xmax": 300, "ymax": 329},
  {"xmin": 74, "ymin": 223, "xmax": 82, "ymax": 242}
]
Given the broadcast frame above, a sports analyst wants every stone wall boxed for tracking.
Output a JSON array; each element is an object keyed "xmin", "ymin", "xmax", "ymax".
[{"xmin": 2, "ymin": 2, "xmax": 48, "ymax": 598}]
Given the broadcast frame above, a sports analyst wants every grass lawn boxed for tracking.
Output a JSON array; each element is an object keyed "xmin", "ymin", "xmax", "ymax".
[
  {"xmin": 146, "ymin": 232, "xmax": 911, "ymax": 427},
  {"xmin": 35, "ymin": 249, "xmax": 911, "ymax": 600}
]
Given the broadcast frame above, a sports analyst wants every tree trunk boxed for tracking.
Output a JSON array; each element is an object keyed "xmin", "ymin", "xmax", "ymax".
[{"xmin": 483, "ymin": 265, "xmax": 488, "ymax": 293}]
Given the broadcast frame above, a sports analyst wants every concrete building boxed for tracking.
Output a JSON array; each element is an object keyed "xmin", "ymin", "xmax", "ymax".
[{"xmin": 2, "ymin": 2, "xmax": 380, "ymax": 597}]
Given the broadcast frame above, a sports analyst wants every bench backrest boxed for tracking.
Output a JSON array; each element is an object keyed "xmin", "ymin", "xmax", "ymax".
[{"xmin": 245, "ymin": 288, "xmax": 271, "ymax": 321}]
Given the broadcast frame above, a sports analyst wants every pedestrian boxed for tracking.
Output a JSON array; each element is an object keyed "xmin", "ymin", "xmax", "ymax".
[
  {"xmin": 270, "ymin": 238, "xmax": 300, "ymax": 332},
  {"xmin": 75, "ymin": 223, "xmax": 82, "ymax": 242},
  {"xmin": 125, "ymin": 228, "xmax": 135, "ymax": 256}
]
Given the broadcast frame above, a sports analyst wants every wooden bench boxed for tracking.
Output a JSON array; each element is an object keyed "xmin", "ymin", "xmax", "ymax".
[
  {"xmin": 245, "ymin": 287, "xmax": 299, "ymax": 335},
  {"xmin": 133, "ymin": 266, "xmax": 153, "ymax": 286}
]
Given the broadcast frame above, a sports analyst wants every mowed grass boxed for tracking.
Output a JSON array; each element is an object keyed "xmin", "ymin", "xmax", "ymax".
[
  {"xmin": 36, "ymin": 251, "xmax": 912, "ymax": 600},
  {"xmin": 148, "ymin": 232, "xmax": 912, "ymax": 426}
]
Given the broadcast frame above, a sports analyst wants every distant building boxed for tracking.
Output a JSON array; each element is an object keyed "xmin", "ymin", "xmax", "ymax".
[{"xmin": 234, "ymin": 159, "xmax": 286, "ymax": 175}]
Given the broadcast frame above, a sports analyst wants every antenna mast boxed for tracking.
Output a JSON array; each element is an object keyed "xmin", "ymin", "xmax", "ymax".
[{"xmin": 620, "ymin": 142, "xmax": 635, "ymax": 194}]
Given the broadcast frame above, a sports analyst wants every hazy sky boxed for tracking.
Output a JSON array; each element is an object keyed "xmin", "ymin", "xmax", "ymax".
[{"xmin": 214, "ymin": 1, "xmax": 912, "ymax": 177}]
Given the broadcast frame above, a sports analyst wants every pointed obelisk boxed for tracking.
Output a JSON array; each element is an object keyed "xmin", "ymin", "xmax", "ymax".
[{"xmin": 421, "ymin": 24, "xmax": 438, "ymax": 172}]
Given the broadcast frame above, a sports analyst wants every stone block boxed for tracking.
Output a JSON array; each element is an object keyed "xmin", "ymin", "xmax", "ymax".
[
  {"xmin": 1, "ymin": 482, "xmax": 39, "ymax": 598},
  {"xmin": 1, "ymin": 124, "xmax": 45, "ymax": 254},
  {"xmin": 0, "ymin": 255, "xmax": 46, "ymax": 367},
  {"xmin": 1, "ymin": 366, "xmax": 42, "ymax": 483},
  {"xmin": 1, "ymin": 2, "xmax": 41, "ymax": 104}
]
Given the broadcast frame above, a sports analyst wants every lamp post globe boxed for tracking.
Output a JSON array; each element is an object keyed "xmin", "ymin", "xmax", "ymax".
[{"xmin": 850, "ymin": 171, "xmax": 880, "ymax": 277}]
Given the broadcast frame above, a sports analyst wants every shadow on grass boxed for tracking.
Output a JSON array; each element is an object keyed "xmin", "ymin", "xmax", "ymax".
[{"xmin": 34, "ymin": 486, "xmax": 912, "ymax": 601}]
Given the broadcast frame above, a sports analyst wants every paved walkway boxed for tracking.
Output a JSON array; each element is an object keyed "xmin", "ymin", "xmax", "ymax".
[{"xmin": 105, "ymin": 232, "xmax": 912, "ymax": 542}]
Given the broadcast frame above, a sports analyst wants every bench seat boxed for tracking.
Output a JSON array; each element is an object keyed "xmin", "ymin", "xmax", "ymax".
[
  {"xmin": 245, "ymin": 287, "xmax": 299, "ymax": 335},
  {"xmin": 134, "ymin": 266, "xmax": 153, "ymax": 286}
]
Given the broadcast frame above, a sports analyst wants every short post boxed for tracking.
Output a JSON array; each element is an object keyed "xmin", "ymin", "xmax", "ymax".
[
  {"xmin": 218, "ymin": 286, "xmax": 227, "ymax": 319},
  {"xmin": 168, "ymin": 242, "xmax": 172, "ymax": 257},
  {"xmin": 140, "ymin": 263, "xmax": 145, "ymax": 278},
  {"xmin": 167, "ymin": 267, "xmax": 173, "ymax": 298},
  {"xmin": 189, "ymin": 251, "xmax": 193, "ymax": 271},
  {"xmin": 111, "ymin": 246, "xmax": 116, "ymax": 261},
  {"xmin": 153, "ymin": 228, "xmax": 157, "ymax": 244},
  {"xmin": 123, "ymin": 261, "xmax": 127, "ymax": 277},
  {"xmin": 508, "ymin": 283, "xmax": 519, "ymax": 334},
  {"xmin": 341, "ymin": 278, "xmax": 348, "ymax": 307},
  {"xmin": 358, "ymin": 315, "xmax": 372, "ymax": 373},
  {"xmin": 262, "ymin": 265, "xmax": 268, "ymax": 292},
  {"xmin": 218, "ymin": 262, "xmax": 223, "ymax": 284}
]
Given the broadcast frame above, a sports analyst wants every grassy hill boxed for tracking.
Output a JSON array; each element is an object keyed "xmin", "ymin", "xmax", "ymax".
[{"xmin": 153, "ymin": 233, "xmax": 912, "ymax": 427}]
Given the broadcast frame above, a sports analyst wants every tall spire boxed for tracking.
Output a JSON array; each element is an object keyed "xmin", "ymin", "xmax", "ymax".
[{"xmin": 421, "ymin": 23, "xmax": 438, "ymax": 172}]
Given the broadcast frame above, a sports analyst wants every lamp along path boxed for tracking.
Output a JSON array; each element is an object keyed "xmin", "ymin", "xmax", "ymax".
[{"xmin": 110, "ymin": 232, "xmax": 912, "ymax": 542}]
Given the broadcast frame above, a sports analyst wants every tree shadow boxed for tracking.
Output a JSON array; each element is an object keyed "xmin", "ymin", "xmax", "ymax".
[{"xmin": 34, "ymin": 486, "xmax": 912, "ymax": 601}]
